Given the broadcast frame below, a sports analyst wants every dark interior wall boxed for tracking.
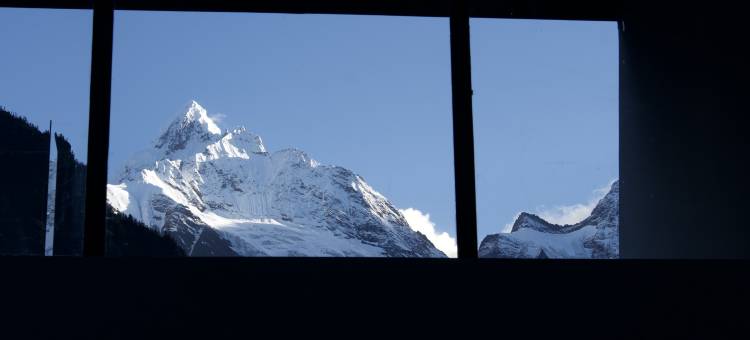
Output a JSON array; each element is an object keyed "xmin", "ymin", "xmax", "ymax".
[
  {"xmin": 620, "ymin": 1, "xmax": 750, "ymax": 258},
  {"xmin": 2, "ymin": 257, "xmax": 747, "ymax": 337}
]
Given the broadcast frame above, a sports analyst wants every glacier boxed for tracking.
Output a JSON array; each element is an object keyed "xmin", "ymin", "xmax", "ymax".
[{"xmin": 107, "ymin": 101, "xmax": 446, "ymax": 257}]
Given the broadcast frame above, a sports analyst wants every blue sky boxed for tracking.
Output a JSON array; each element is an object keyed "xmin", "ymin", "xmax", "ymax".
[
  {"xmin": 472, "ymin": 19, "xmax": 618, "ymax": 240},
  {"xmin": 108, "ymin": 11, "xmax": 458, "ymax": 246},
  {"xmin": 0, "ymin": 8, "xmax": 618, "ymax": 249},
  {"xmin": 0, "ymin": 8, "xmax": 92, "ymax": 160}
]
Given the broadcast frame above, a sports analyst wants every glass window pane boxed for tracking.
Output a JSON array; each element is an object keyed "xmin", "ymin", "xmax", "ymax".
[
  {"xmin": 106, "ymin": 11, "xmax": 456, "ymax": 257},
  {"xmin": 472, "ymin": 19, "xmax": 619, "ymax": 259},
  {"xmin": 0, "ymin": 8, "xmax": 92, "ymax": 256}
]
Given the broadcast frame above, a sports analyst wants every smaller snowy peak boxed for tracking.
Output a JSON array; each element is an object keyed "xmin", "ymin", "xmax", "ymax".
[
  {"xmin": 511, "ymin": 212, "xmax": 557, "ymax": 233},
  {"xmin": 201, "ymin": 126, "xmax": 268, "ymax": 161},
  {"xmin": 479, "ymin": 180, "xmax": 620, "ymax": 259},
  {"xmin": 223, "ymin": 126, "xmax": 266, "ymax": 154},
  {"xmin": 271, "ymin": 148, "xmax": 319, "ymax": 168},
  {"xmin": 511, "ymin": 180, "xmax": 620, "ymax": 234}
]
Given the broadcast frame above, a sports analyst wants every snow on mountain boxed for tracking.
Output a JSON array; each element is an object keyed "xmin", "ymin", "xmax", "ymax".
[
  {"xmin": 107, "ymin": 101, "xmax": 445, "ymax": 257},
  {"xmin": 478, "ymin": 180, "xmax": 619, "ymax": 259}
]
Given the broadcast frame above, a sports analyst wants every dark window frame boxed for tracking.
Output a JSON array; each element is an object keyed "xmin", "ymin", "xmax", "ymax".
[{"xmin": 0, "ymin": 0, "xmax": 621, "ymax": 258}]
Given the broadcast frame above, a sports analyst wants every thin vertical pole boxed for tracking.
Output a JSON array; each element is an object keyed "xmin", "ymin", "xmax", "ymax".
[
  {"xmin": 83, "ymin": 0, "xmax": 114, "ymax": 256},
  {"xmin": 450, "ymin": 2, "xmax": 478, "ymax": 259}
]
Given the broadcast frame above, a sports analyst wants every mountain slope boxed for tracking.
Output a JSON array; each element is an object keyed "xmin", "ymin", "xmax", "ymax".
[
  {"xmin": 478, "ymin": 180, "xmax": 619, "ymax": 259},
  {"xmin": 105, "ymin": 205, "xmax": 186, "ymax": 257},
  {"xmin": 107, "ymin": 101, "xmax": 445, "ymax": 257}
]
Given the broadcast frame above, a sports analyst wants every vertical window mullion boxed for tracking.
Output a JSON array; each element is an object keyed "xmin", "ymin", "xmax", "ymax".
[
  {"xmin": 450, "ymin": 3, "xmax": 478, "ymax": 259},
  {"xmin": 83, "ymin": 0, "xmax": 114, "ymax": 256}
]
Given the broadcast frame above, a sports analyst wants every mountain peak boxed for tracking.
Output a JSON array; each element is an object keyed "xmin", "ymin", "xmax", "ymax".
[
  {"xmin": 511, "ymin": 212, "xmax": 553, "ymax": 233},
  {"xmin": 153, "ymin": 100, "xmax": 222, "ymax": 155},
  {"xmin": 509, "ymin": 181, "xmax": 620, "ymax": 234},
  {"xmin": 109, "ymin": 101, "xmax": 446, "ymax": 258},
  {"xmin": 181, "ymin": 100, "xmax": 221, "ymax": 135},
  {"xmin": 221, "ymin": 126, "xmax": 267, "ymax": 154},
  {"xmin": 480, "ymin": 180, "xmax": 620, "ymax": 259}
]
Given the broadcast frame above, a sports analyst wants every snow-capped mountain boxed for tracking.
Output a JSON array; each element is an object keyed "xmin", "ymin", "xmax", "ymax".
[
  {"xmin": 478, "ymin": 180, "xmax": 619, "ymax": 259},
  {"xmin": 107, "ymin": 101, "xmax": 445, "ymax": 257}
]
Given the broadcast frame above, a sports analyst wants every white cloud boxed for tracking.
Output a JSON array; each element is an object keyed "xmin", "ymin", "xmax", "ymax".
[
  {"xmin": 399, "ymin": 208, "xmax": 457, "ymax": 258},
  {"xmin": 536, "ymin": 201, "xmax": 598, "ymax": 225},
  {"xmin": 209, "ymin": 113, "xmax": 227, "ymax": 124},
  {"xmin": 535, "ymin": 180, "xmax": 616, "ymax": 226}
]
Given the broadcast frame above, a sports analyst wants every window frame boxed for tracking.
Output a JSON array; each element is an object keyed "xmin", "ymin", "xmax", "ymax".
[{"xmin": 0, "ymin": 0, "xmax": 621, "ymax": 258}]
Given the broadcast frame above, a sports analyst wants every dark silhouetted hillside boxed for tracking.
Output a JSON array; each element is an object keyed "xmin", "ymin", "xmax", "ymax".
[
  {"xmin": 53, "ymin": 134, "xmax": 86, "ymax": 255},
  {"xmin": 1, "ymin": 106, "xmax": 184, "ymax": 256},
  {"xmin": 0, "ymin": 107, "xmax": 50, "ymax": 255},
  {"xmin": 106, "ymin": 205, "xmax": 186, "ymax": 256}
]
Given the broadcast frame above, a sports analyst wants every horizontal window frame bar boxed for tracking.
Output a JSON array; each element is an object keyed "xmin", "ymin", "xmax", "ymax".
[
  {"xmin": 1, "ymin": 0, "xmax": 621, "ymax": 21},
  {"xmin": 0, "ymin": 0, "xmax": 92, "ymax": 10}
]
